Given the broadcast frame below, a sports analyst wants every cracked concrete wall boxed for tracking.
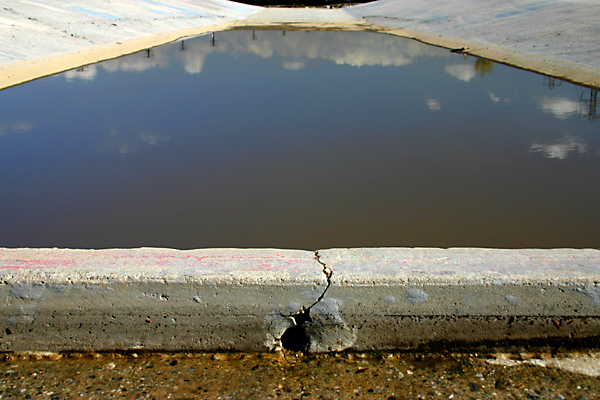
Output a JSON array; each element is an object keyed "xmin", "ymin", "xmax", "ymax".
[
  {"xmin": 1, "ymin": 247, "xmax": 599, "ymax": 352},
  {"xmin": 0, "ymin": 248, "xmax": 328, "ymax": 352},
  {"xmin": 1, "ymin": 282, "xmax": 327, "ymax": 351},
  {"xmin": 315, "ymin": 248, "xmax": 600, "ymax": 351}
]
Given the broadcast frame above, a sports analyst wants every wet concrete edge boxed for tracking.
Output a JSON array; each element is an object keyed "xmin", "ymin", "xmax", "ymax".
[{"xmin": 369, "ymin": 25, "xmax": 600, "ymax": 90}]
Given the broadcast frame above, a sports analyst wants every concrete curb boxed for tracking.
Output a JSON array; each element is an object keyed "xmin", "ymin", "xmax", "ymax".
[{"xmin": 1, "ymin": 248, "xmax": 599, "ymax": 352}]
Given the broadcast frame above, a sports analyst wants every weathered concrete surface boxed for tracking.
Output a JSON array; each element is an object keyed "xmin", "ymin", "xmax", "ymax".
[
  {"xmin": 0, "ymin": 0, "xmax": 259, "ymax": 64},
  {"xmin": 0, "ymin": 0, "xmax": 260, "ymax": 89},
  {"xmin": 1, "ymin": 248, "xmax": 599, "ymax": 352},
  {"xmin": 349, "ymin": 0, "xmax": 600, "ymax": 69},
  {"xmin": 318, "ymin": 248, "xmax": 600, "ymax": 351},
  {"xmin": 1, "ymin": 0, "xmax": 600, "ymax": 90},
  {"xmin": 347, "ymin": 0, "xmax": 600, "ymax": 88},
  {"xmin": 0, "ymin": 248, "xmax": 328, "ymax": 352}
]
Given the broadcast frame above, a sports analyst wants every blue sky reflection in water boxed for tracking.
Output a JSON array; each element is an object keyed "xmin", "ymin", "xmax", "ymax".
[{"xmin": 0, "ymin": 30, "xmax": 598, "ymax": 249}]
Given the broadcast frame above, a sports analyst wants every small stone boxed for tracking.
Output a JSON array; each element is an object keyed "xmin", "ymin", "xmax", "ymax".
[
  {"xmin": 106, "ymin": 362, "xmax": 116, "ymax": 369},
  {"xmin": 495, "ymin": 379, "xmax": 507, "ymax": 390},
  {"xmin": 468, "ymin": 383, "xmax": 480, "ymax": 392}
]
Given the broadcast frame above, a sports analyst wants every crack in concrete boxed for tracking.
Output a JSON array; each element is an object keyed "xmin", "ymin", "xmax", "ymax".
[
  {"xmin": 266, "ymin": 251, "xmax": 355, "ymax": 353},
  {"xmin": 274, "ymin": 251, "xmax": 334, "ymax": 352},
  {"xmin": 286, "ymin": 251, "xmax": 331, "ymax": 323},
  {"xmin": 306, "ymin": 250, "xmax": 332, "ymax": 312}
]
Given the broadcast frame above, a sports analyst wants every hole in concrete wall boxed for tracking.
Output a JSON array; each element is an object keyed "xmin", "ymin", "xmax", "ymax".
[
  {"xmin": 281, "ymin": 325, "xmax": 310, "ymax": 352},
  {"xmin": 281, "ymin": 309, "xmax": 311, "ymax": 352}
]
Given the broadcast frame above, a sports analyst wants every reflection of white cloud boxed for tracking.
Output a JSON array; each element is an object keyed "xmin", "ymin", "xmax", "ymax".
[
  {"xmin": 444, "ymin": 64, "xmax": 476, "ymax": 82},
  {"xmin": 537, "ymin": 97, "xmax": 580, "ymax": 119},
  {"xmin": 0, "ymin": 121, "xmax": 34, "ymax": 137},
  {"xmin": 74, "ymin": 31, "xmax": 451, "ymax": 80},
  {"xmin": 219, "ymin": 30, "xmax": 448, "ymax": 68},
  {"xmin": 101, "ymin": 48, "xmax": 171, "ymax": 72},
  {"xmin": 97, "ymin": 128, "xmax": 169, "ymax": 156},
  {"xmin": 283, "ymin": 61, "xmax": 306, "ymax": 70},
  {"xmin": 426, "ymin": 99, "xmax": 441, "ymax": 111},
  {"xmin": 489, "ymin": 92, "xmax": 501, "ymax": 103},
  {"xmin": 139, "ymin": 131, "xmax": 169, "ymax": 146},
  {"xmin": 171, "ymin": 30, "xmax": 448, "ymax": 74},
  {"xmin": 530, "ymin": 136, "xmax": 587, "ymax": 159},
  {"xmin": 178, "ymin": 51, "xmax": 209, "ymax": 74},
  {"xmin": 9, "ymin": 121, "xmax": 34, "ymax": 133},
  {"xmin": 488, "ymin": 91, "xmax": 512, "ymax": 105},
  {"xmin": 64, "ymin": 65, "xmax": 97, "ymax": 80}
]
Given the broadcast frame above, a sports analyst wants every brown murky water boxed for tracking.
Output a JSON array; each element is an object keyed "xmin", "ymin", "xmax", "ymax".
[
  {"xmin": 0, "ymin": 30, "xmax": 599, "ymax": 250},
  {"xmin": 1, "ymin": 351, "xmax": 599, "ymax": 399}
]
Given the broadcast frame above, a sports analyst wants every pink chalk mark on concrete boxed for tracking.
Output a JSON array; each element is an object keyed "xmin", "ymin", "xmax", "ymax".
[{"xmin": 1, "ymin": 258, "xmax": 76, "ymax": 269}]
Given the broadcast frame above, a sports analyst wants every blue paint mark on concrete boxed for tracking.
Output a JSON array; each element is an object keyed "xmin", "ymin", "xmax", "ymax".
[
  {"xmin": 423, "ymin": 15, "xmax": 448, "ymax": 23},
  {"xmin": 145, "ymin": 8, "xmax": 178, "ymax": 17},
  {"xmin": 68, "ymin": 6, "xmax": 122, "ymax": 20},
  {"xmin": 495, "ymin": 3, "xmax": 552, "ymax": 18},
  {"xmin": 139, "ymin": 0, "xmax": 212, "ymax": 18}
]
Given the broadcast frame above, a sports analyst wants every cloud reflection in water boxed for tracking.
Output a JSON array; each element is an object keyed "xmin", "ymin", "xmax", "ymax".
[
  {"xmin": 536, "ymin": 97, "xmax": 581, "ymax": 120},
  {"xmin": 59, "ymin": 30, "xmax": 596, "ymax": 163},
  {"xmin": 530, "ymin": 136, "xmax": 588, "ymax": 159},
  {"xmin": 0, "ymin": 121, "xmax": 34, "ymax": 137},
  {"xmin": 65, "ymin": 30, "xmax": 450, "ymax": 78},
  {"xmin": 96, "ymin": 128, "xmax": 170, "ymax": 156}
]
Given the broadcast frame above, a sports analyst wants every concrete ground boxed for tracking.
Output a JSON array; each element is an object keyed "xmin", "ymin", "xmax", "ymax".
[
  {"xmin": 0, "ymin": 0, "xmax": 599, "ymax": 89},
  {"xmin": 2, "ymin": 350, "xmax": 600, "ymax": 399}
]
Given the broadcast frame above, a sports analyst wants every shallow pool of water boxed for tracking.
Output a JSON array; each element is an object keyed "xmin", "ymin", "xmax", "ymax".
[{"xmin": 0, "ymin": 30, "xmax": 598, "ymax": 249}]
